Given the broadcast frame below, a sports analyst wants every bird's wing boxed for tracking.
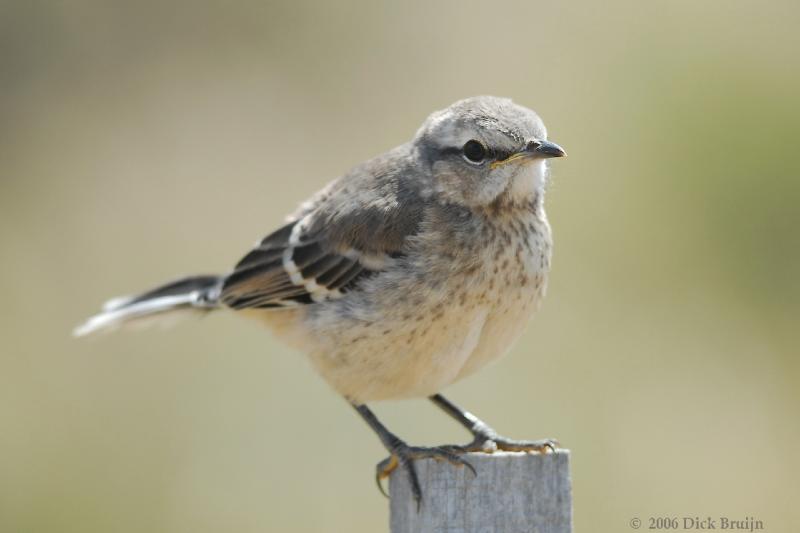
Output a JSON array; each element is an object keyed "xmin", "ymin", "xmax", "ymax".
[{"xmin": 220, "ymin": 149, "xmax": 425, "ymax": 309}]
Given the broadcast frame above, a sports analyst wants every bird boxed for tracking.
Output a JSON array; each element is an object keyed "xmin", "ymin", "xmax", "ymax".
[{"xmin": 74, "ymin": 95, "xmax": 567, "ymax": 505}]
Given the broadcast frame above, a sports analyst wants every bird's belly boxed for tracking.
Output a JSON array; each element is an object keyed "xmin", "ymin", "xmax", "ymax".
[
  {"xmin": 456, "ymin": 281, "xmax": 544, "ymax": 380},
  {"xmin": 262, "ymin": 214, "xmax": 551, "ymax": 403},
  {"xmin": 306, "ymin": 270, "xmax": 546, "ymax": 402},
  {"xmin": 302, "ymin": 303, "xmax": 493, "ymax": 402}
]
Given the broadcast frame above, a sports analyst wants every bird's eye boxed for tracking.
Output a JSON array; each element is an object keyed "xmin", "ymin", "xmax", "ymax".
[{"xmin": 462, "ymin": 140, "xmax": 487, "ymax": 163}]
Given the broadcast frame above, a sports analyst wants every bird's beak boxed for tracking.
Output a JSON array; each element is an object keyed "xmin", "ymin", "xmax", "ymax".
[
  {"xmin": 490, "ymin": 139, "xmax": 567, "ymax": 169},
  {"xmin": 527, "ymin": 139, "xmax": 567, "ymax": 159}
]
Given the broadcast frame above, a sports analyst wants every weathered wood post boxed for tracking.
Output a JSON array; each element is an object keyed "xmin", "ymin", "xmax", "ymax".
[{"xmin": 389, "ymin": 450, "xmax": 572, "ymax": 533}]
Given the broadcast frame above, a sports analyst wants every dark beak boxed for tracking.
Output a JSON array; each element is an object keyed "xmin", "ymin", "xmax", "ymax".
[{"xmin": 527, "ymin": 139, "xmax": 567, "ymax": 159}]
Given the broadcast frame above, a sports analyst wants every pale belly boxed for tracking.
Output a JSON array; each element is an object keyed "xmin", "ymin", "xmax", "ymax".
[
  {"xmin": 253, "ymin": 213, "xmax": 551, "ymax": 403},
  {"xmin": 300, "ymin": 277, "xmax": 546, "ymax": 402}
]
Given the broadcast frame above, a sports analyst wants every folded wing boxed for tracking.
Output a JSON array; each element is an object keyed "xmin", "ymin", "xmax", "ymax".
[{"xmin": 221, "ymin": 150, "xmax": 425, "ymax": 309}]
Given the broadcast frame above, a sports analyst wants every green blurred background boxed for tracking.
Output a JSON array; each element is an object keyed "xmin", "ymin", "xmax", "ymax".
[{"xmin": 2, "ymin": 1, "xmax": 798, "ymax": 531}]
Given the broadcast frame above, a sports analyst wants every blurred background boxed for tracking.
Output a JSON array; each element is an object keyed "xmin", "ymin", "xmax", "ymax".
[{"xmin": 2, "ymin": 1, "xmax": 798, "ymax": 531}]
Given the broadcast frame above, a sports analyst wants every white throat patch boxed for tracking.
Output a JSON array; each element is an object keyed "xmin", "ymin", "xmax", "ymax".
[{"xmin": 508, "ymin": 159, "xmax": 548, "ymax": 201}]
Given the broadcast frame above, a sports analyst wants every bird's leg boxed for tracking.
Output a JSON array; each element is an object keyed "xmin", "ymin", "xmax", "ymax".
[
  {"xmin": 352, "ymin": 403, "xmax": 475, "ymax": 507},
  {"xmin": 429, "ymin": 393, "xmax": 558, "ymax": 453}
]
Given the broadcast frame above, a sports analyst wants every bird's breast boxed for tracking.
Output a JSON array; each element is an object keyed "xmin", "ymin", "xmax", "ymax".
[
  {"xmin": 274, "ymin": 208, "xmax": 553, "ymax": 402},
  {"xmin": 470, "ymin": 211, "xmax": 551, "ymax": 358}
]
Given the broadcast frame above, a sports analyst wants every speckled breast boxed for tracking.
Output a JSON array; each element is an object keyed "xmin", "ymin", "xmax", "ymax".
[{"xmin": 450, "ymin": 207, "xmax": 552, "ymax": 381}]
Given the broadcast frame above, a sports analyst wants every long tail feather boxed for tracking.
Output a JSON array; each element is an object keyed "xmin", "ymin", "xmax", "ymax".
[{"xmin": 73, "ymin": 275, "xmax": 223, "ymax": 337}]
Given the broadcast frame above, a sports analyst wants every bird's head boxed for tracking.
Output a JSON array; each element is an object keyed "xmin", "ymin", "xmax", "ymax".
[{"xmin": 414, "ymin": 96, "xmax": 565, "ymax": 208}]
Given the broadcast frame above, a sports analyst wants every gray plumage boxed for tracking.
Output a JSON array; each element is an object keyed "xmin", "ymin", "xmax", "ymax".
[
  {"xmin": 75, "ymin": 96, "xmax": 566, "ymax": 403},
  {"xmin": 75, "ymin": 96, "xmax": 567, "ymax": 503}
]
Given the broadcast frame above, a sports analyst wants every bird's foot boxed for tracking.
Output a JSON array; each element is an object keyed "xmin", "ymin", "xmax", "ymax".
[
  {"xmin": 464, "ymin": 422, "xmax": 559, "ymax": 453},
  {"xmin": 376, "ymin": 440, "xmax": 476, "ymax": 508}
]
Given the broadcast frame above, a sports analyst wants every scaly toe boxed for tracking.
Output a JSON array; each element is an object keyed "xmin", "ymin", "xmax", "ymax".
[
  {"xmin": 490, "ymin": 437, "xmax": 560, "ymax": 453},
  {"xmin": 375, "ymin": 455, "xmax": 399, "ymax": 498},
  {"xmin": 374, "ymin": 443, "xmax": 477, "ymax": 506},
  {"xmin": 406, "ymin": 446, "xmax": 477, "ymax": 477}
]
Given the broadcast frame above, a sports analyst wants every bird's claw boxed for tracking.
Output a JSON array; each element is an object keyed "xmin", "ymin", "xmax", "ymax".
[
  {"xmin": 375, "ymin": 455, "xmax": 398, "ymax": 497},
  {"xmin": 468, "ymin": 433, "xmax": 559, "ymax": 454},
  {"xmin": 375, "ymin": 442, "xmax": 476, "ymax": 508}
]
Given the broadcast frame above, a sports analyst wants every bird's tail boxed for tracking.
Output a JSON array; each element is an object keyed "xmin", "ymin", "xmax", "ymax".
[{"xmin": 73, "ymin": 275, "xmax": 224, "ymax": 337}]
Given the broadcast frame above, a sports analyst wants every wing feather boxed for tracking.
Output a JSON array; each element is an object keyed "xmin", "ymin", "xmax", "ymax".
[{"xmin": 220, "ymin": 144, "xmax": 426, "ymax": 310}]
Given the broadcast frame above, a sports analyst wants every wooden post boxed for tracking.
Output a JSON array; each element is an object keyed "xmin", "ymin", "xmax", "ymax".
[{"xmin": 389, "ymin": 450, "xmax": 572, "ymax": 533}]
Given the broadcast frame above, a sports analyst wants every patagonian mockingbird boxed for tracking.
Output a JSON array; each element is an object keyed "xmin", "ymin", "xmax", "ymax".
[{"xmin": 75, "ymin": 95, "xmax": 567, "ymax": 505}]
